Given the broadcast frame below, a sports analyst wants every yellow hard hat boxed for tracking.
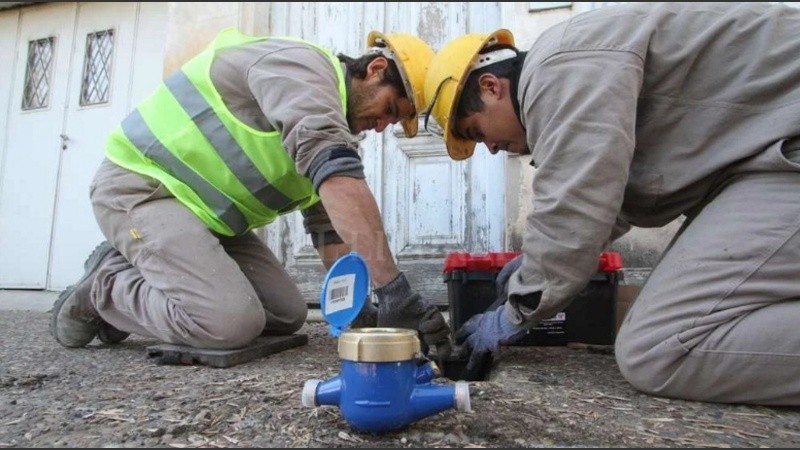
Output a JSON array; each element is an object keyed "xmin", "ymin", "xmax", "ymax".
[
  {"xmin": 367, "ymin": 31, "xmax": 434, "ymax": 138},
  {"xmin": 423, "ymin": 29, "xmax": 515, "ymax": 160}
]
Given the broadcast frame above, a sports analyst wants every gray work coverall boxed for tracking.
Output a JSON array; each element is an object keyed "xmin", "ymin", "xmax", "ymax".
[
  {"xmin": 507, "ymin": 2, "xmax": 800, "ymax": 404},
  {"xmin": 89, "ymin": 39, "xmax": 361, "ymax": 348}
]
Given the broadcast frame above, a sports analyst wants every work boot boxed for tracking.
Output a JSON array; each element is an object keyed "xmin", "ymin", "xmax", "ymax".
[
  {"xmin": 50, "ymin": 241, "xmax": 116, "ymax": 348},
  {"xmin": 82, "ymin": 243, "xmax": 129, "ymax": 344}
]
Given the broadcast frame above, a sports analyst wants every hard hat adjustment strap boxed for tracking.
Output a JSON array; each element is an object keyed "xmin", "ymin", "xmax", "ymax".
[
  {"xmin": 471, "ymin": 48, "xmax": 518, "ymax": 72},
  {"xmin": 421, "ymin": 76, "xmax": 456, "ymax": 137}
]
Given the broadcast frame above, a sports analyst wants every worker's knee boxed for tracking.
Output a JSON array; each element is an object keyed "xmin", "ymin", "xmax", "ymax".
[
  {"xmin": 283, "ymin": 302, "xmax": 308, "ymax": 333},
  {"xmin": 615, "ymin": 331, "xmax": 658, "ymax": 395},
  {"xmin": 263, "ymin": 301, "xmax": 308, "ymax": 335},
  {"xmin": 615, "ymin": 321, "xmax": 688, "ymax": 398},
  {"xmin": 201, "ymin": 299, "xmax": 267, "ymax": 349}
]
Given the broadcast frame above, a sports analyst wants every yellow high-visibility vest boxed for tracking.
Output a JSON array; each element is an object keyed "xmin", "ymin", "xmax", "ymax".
[{"xmin": 106, "ymin": 28, "xmax": 347, "ymax": 236}]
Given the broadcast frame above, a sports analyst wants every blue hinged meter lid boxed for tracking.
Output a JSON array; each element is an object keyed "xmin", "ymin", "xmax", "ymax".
[{"xmin": 319, "ymin": 251, "xmax": 370, "ymax": 337}]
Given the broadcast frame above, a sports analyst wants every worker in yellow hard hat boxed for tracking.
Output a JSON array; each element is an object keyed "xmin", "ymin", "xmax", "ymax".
[
  {"xmin": 52, "ymin": 26, "xmax": 450, "ymax": 363},
  {"xmin": 426, "ymin": 2, "xmax": 800, "ymax": 407}
]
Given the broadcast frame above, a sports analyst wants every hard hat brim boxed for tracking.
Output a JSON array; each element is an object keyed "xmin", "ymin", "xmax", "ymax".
[
  {"xmin": 401, "ymin": 117, "xmax": 418, "ymax": 138},
  {"xmin": 444, "ymin": 133, "xmax": 477, "ymax": 160}
]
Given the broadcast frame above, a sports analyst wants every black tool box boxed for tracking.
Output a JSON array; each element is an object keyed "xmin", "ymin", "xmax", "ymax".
[{"xmin": 443, "ymin": 251, "xmax": 623, "ymax": 347}]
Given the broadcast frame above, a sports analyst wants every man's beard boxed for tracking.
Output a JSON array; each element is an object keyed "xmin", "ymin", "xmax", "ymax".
[{"xmin": 346, "ymin": 83, "xmax": 381, "ymax": 134}]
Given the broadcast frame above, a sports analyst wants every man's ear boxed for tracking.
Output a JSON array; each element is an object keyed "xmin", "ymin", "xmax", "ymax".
[
  {"xmin": 478, "ymin": 73, "xmax": 503, "ymax": 100},
  {"xmin": 366, "ymin": 56, "xmax": 389, "ymax": 80}
]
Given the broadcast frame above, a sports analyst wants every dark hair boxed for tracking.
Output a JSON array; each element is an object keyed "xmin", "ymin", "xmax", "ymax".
[
  {"xmin": 338, "ymin": 52, "xmax": 407, "ymax": 99},
  {"xmin": 455, "ymin": 44, "xmax": 520, "ymax": 120}
]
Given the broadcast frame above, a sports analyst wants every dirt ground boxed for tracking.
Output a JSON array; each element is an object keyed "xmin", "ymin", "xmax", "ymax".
[{"xmin": 2, "ymin": 310, "xmax": 800, "ymax": 448}]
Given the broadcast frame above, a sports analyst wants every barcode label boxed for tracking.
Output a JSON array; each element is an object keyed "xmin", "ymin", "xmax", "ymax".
[
  {"xmin": 325, "ymin": 274, "xmax": 356, "ymax": 315},
  {"xmin": 330, "ymin": 286, "xmax": 349, "ymax": 301}
]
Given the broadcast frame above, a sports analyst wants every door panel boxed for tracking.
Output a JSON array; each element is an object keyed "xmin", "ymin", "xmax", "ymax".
[
  {"xmin": 264, "ymin": 2, "xmax": 505, "ymax": 305},
  {"xmin": 0, "ymin": 10, "xmax": 19, "ymax": 159},
  {"xmin": 0, "ymin": 3, "xmax": 77, "ymax": 288}
]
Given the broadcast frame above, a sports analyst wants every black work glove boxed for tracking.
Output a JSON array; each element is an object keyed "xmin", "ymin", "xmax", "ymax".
[
  {"xmin": 374, "ymin": 272, "xmax": 452, "ymax": 360},
  {"xmin": 349, "ymin": 299, "xmax": 378, "ymax": 329}
]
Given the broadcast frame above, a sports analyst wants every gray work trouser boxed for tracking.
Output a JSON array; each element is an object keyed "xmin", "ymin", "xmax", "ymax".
[
  {"xmin": 88, "ymin": 159, "xmax": 307, "ymax": 349},
  {"xmin": 615, "ymin": 140, "xmax": 800, "ymax": 405}
]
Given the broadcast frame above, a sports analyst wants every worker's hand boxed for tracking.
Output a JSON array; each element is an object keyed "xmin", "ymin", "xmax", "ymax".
[
  {"xmin": 374, "ymin": 272, "xmax": 451, "ymax": 358},
  {"xmin": 453, "ymin": 304, "xmax": 527, "ymax": 372},
  {"xmin": 495, "ymin": 254, "xmax": 523, "ymax": 300},
  {"xmin": 350, "ymin": 299, "xmax": 377, "ymax": 328}
]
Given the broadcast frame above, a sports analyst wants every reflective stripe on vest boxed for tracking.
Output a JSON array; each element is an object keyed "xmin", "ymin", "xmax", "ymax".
[
  {"xmin": 121, "ymin": 108, "xmax": 249, "ymax": 235},
  {"xmin": 120, "ymin": 70, "xmax": 300, "ymax": 235}
]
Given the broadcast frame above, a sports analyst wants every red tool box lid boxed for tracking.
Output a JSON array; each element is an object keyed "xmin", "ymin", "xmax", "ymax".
[
  {"xmin": 443, "ymin": 251, "xmax": 623, "ymax": 273},
  {"xmin": 443, "ymin": 252, "xmax": 519, "ymax": 272}
]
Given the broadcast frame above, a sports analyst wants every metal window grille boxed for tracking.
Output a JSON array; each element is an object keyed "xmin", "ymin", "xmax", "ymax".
[
  {"xmin": 80, "ymin": 29, "xmax": 114, "ymax": 106},
  {"xmin": 22, "ymin": 37, "xmax": 54, "ymax": 110}
]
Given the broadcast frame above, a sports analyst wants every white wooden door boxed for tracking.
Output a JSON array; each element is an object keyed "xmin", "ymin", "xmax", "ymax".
[
  {"xmin": 0, "ymin": 2, "xmax": 166, "ymax": 290},
  {"xmin": 0, "ymin": 3, "xmax": 78, "ymax": 288},
  {"xmin": 264, "ymin": 2, "xmax": 506, "ymax": 305},
  {"xmin": 49, "ymin": 2, "xmax": 166, "ymax": 289}
]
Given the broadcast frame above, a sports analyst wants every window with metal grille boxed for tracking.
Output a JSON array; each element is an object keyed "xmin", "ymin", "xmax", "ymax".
[
  {"xmin": 22, "ymin": 37, "xmax": 55, "ymax": 110},
  {"xmin": 80, "ymin": 29, "xmax": 114, "ymax": 106}
]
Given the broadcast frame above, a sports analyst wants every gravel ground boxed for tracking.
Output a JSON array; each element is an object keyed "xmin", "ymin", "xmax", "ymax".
[{"xmin": 2, "ymin": 309, "xmax": 800, "ymax": 448}]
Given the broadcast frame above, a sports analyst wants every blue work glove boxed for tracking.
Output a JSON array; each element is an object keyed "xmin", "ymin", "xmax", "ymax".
[
  {"xmin": 495, "ymin": 254, "xmax": 523, "ymax": 300},
  {"xmin": 453, "ymin": 304, "xmax": 527, "ymax": 371},
  {"xmin": 374, "ymin": 272, "xmax": 452, "ymax": 360}
]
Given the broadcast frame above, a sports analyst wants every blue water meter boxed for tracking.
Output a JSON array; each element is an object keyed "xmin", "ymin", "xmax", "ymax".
[{"xmin": 308, "ymin": 251, "xmax": 472, "ymax": 434}]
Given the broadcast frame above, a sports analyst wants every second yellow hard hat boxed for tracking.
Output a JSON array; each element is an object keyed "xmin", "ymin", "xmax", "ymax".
[{"xmin": 423, "ymin": 29, "xmax": 515, "ymax": 160}]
